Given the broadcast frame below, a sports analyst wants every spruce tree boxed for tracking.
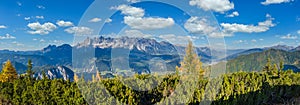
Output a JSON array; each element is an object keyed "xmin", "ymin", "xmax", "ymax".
[{"xmin": 26, "ymin": 59, "xmax": 34, "ymax": 78}]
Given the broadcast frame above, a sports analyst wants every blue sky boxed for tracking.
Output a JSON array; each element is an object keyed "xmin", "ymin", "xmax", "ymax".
[{"xmin": 0, "ymin": 0, "xmax": 299, "ymax": 50}]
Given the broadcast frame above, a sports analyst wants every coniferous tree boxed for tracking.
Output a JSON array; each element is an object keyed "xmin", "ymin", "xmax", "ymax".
[
  {"xmin": 0, "ymin": 60, "xmax": 18, "ymax": 82},
  {"xmin": 263, "ymin": 57, "xmax": 272, "ymax": 75},
  {"xmin": 26, "ymin": 59, "xmax": 34, "ymax": 79},
  {"xmin": 176, "ymin": 41, "xmax": 205, "ymax": 78}
]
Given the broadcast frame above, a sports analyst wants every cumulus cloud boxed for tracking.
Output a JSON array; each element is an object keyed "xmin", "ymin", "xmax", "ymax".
[
  {"xmin": 189, "ymin": 0, "xmax": 234, "ymax": 13},
  {"xmin": 297, "ymin": 30, "xmax": 300, "ymax": 35},
  {"xmin": 89, "ymin": 18, "xmax": 102, "ymax": 23},
  {"xmin": 184, "ymin": 17, "xmax": 217, "ymax": 34},
  {"xmin": 65, "ymin": 26, "xmax": 93, "ymax": 35},
  {"xmin": 27, "ymin": 22, "xmax": 57, "ymax": 35},
  {"xmin": 124, "ymin": 16, "xmax": 175, "ymax": 30},
  {"xmin": 56, "ymin": 20, "xmax": 74, "ymax": 27},
  {"xmin": 0, "ymin": 25, "xmax": 7, "ymax": 29},
  {"xmin": 221, "ymin": 14, "xmax": 275, "ymax": 34},
  {"xmin": 280, "ymin": 34, "xmax": 298, "ymax": 39},
  {"xmin": 24, "ymin": 17, "xmax": 31, "ymax": 20},
  {"xmin": 112, "ymin": 5, "xmax": 175, "ymax": 30},
  {"xmin": 159, "ymin": 34, "xmax": 198, "ymax": 44},
  {"xmin": 184, "ymin": 16, "xmax": 231, "ymax": 37},
  {"xmin": 226, "ymin": 11, "xmax": 239, "ymax": 17},
  {"xmin": 0, "ymin": 34, "xmax": 16, "ymax": 39},
  {"xmin": 251, "ymin": 39, "xmax": 257, "ymax": 42},
  {"xmin": 111, "ymin": 5, "xmax": 145, "ymax": 17},
  {"xmin": 261, "ymin": 0, "xmax": 293, "ymax": 5},
  {"xmin": 105, "ymin": 18, "xmax": 112, "ymax": 23},
  {"xmin": 35, "ymin": 16, "xmax": 44, "ymax": 19}
]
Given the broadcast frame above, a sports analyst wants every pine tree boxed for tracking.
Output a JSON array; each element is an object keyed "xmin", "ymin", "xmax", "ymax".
[
  {"xmin": 176, "ymin": 41, "xmax": 205, "ymax": 78},
  {"xmin": 26, "ymin": 59, "xmax": 34, "ymax": 78},
  {"xmin": 263, "ymin": 57, "xmax": 272, "ymax": 75},
  {"xmin": 0, "ymin": 60, "xmax": 18, "ymax": 82}
]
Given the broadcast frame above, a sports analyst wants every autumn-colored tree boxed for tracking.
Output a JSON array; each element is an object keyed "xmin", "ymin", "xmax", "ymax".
[
  {"xmin": 176, "ymin": 41, "xmax": 205, "ymax": 78},
  {"xmin": 96, "ymin": 71, "xmax": 101, "ymax": 81},
  {"xmin": 0, "ymin": 60, "xmax": 18, "ymax": 82},
  {"xmin": 74, "ymin": 74, "xmax": 79, "ymax": 83}
]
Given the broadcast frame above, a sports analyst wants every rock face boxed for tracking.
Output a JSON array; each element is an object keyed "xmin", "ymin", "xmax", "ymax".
[{"xmin": 34, "ymin": 66, "xmax": 74, "ymax": 81}]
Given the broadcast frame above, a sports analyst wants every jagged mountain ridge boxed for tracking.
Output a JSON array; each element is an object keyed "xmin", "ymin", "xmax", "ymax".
[{"xmin": 34, "ymin": 66, "xmax": 74, "ymax": 81}]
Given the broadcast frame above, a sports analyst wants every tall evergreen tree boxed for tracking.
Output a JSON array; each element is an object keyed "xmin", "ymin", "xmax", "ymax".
[
  {"xmin": 26, "ymin": 59, "xmax": 34, "ymax": 78},
  {"xmin": 0, "ymin": 60, "xmax": 18, "ymax": 82},
  {"xmin": 176, "ymin": 41, "xmax": 205, "ymax": 78}
]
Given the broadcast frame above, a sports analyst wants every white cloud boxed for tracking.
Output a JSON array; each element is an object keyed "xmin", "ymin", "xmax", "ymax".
[
  {"xmin": 226, "ymin": 11, "xmax": 239, "ymax": 17},
  {"xmin": 112, "ymin": 5, "xmax": 175, "ymax": 30},
  {"xmin": 124, "ymin": 16, "xmax": 175, "ymax": 30},
  {"xmin": 297, "ymin": 30, "xmax": 300, "ymax": 35},
  {"xmin": 27, "ymin": 22, "xmax": 57, "ymax": 35},
  {"xmin": 127, "ymin": 0, "xmax": 140, "ymax": 3},
  {"xmin": 35, "ymin": 16, "xmax": 44, "ymax": 19},
  {"xmin": 24, "ymin": 17, "xmax": 31, "ymax": 20},
  {"xmin": 65, "ymin": 26, "xmax": 93, "ymax": 35},
  {"xmin": 261, "ymin": 0, "xmax": 293, "ymax": 5},
  {"xmin": 56, "ymin": 20, "xmax": 74, "ymax": 27},
  {"xmin": 0, "ymin": 25, "xmax": 7, "ymax": 29},
  {"xmin": 12, "ymin": 41, "xmax": 24, "ymax": 46},
  {"xmin": 189, "ymin": 0, "xmax": 234, "ymax": 13},
  {"xmin": 40, "ymin": 39, "xmax": 46, "ymax": 42},
  {"xmin": 105, "ymin": 18, "xmax": 112, "ymax": 23},
  {"xmin": 33, "ymin": 38, "xmax": 38, "ymax": 41},
  {"xmin": 221, "ymin": 14, "xmax": 275, "ymax": 34},
  {"xmin": 184, "ymin": 16, "xmax": 231, "ymax": 37},
  {"xmin": 234, "ymin": 40, "xmax": 247, "ymax": 44},
  {"xmin": 111, "ymin": 5, "xmax": 144, "ymax": 17},
  {"xmin": 184, "ymin": 17, "xmax": 217, "ymax": 34},
  {"xmin": 37, "ymin": 5, "xmax": 46, "ymax": 9},
  {"xmin": 259, "ymin": 38, "xmax": 264, "ymax": 41},
  {"xmin": 89, "ymin": 18, "xmax": 102, "ymax": 23},
  {"xmin": 123, "ymin": 30, "xmax": 152, "ymax": 38},
  {"xmin": 280, "ymin": 34, "xmax": 298, "ymax": 39},
  {"xmin": 53, "ymin": 40, "xmax": 63, "ymax": 43},
  {"xmin": 251, "ymin": 39, "xmax": 257, "ymax": 42},
  {"xmin": 159, "ymin": 34, "xmax": 198, "ymax": 44},
  {"xmin": 0, "ymin": 34, "xmax": 16, "ymax": 39}
]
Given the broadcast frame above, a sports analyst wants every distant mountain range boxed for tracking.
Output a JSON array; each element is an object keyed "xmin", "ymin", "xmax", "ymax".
[
  {"xmin": 225, "ymin": 49, "xmax": 300, "ymax": 73},
  {"xmin": 0, "ymin": 36, "xmax": 299, "ymax": 77},
  {"xmin": 223, "ymin": 45, "xmax": 300, "ymax": 61}
]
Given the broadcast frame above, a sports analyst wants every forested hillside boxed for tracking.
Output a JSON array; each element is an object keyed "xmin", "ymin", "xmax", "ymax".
[{"xmin": 226, "ymin": 49, "xmax": 300, "ymax": 73}]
